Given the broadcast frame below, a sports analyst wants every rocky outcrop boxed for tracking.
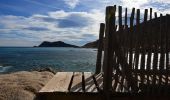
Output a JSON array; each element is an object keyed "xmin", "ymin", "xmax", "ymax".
[
  {"xmin": 0, "ymin": 71, "xmax": 54, "ymax": 100},
  {"xmin": 38, "ymin": 41, "xmax": 79, "ymax": 48},
  {"xmin": 82, "ymin": 40, "xmax": 99, "ymax": 48}
]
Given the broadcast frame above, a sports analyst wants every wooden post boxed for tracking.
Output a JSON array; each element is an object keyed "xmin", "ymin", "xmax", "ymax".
[
  {"xmin": 145, "ymin": 8, "xmax": 153, "ymax": 93},
  {"xmin": 152, "ymin": 12, "xmax": 158, "ymax": 92},
  {"xmin": 111, "ymin": 7, "xmax": 136, "ymax": 92},
  {"xmin": 150, "ymin": 8, "xmax": 152, "ymax": 20},
  {"xmin": 165, "ymin": 15, "xmax": 170, "ymax": 85},
  {"xmin": 103, "ymin": 5, "xmax": 116, "ymax": 93},
  {"xmin": 165, "ymin": 15, "xmax": 170, "ymax": 93},
  {"xmin": 140, "ymin": 9, "xmax": 148, "ymax": 87},
  {"xmin": 119, "ymin": 6, "xmax": 123, "ymax": 31},
  {"xmin": 158, "ymin": 14, "xmax": 164, "ymax": 86},
  {"xmin": 124, "ymin": 8, "xmax": 128, "ymax": 59},
  {"xmin": 113, "ymin": 6, "xmax": 123, "ymax": 92},
  {"xmin": 129, "ymin": 8, "xmax": 135, "ymax": 71},
  {"xmin": 155, "ymin": 12, "xmax": 157, "ymax": 18},
  {"xmin": 146, "ymin": 8, "xmax": 152, "ymax": 83},
  {"xmin": 128, "ymin": 8, "xmax": 135, "ymax": 91},
  {"xmin": 125, "ymin": 8, "xmax": 128, "ymax": 29},
  {"xmin": 134, "ymin": 9, "xmax": 140, "ymax": 91},
  {"xmin": 95, "ymin": 23, "xmax": 105, "ymax": 74},
  {"xmin": 119, "ymin": 7, "xmax": 128, "ymax": 92}
]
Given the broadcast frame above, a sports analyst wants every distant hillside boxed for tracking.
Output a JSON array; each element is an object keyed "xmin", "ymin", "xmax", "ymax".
[
  {"xmin": 38, "ymin": 41, "xmax": 79, "ymax": 48},
  {"xmin": 82, "ymin": 40, "xmax": 99, "ymax": 48}
]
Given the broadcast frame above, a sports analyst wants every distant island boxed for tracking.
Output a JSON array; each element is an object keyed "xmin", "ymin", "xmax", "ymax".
[
  {"xmin": 82, "ymin": 40, "xmax": 98, "ymax": 48},
  {"xmin": 36, "ymin": 41, "xmax": 79, "ymax": 48},
  {"xmin": 34, "ymin": 40, "xmax": 100, "ymax": 48}
]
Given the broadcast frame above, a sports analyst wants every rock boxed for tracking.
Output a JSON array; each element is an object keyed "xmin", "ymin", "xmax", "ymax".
[
  {"xmin": 32, "ymin": 67, "xmax": 56, "ymax": 74},
  {"xmin": 0, "ymin": 71, "xmax": 54, "ymax": 100}
]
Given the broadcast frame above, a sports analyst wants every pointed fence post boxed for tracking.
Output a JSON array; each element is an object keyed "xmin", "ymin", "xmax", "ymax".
[
  {"xmin": 95, "ymin": 23, "xmax": 105, "ymax": 74},
  {"xmin": 103, "ymin": 5, "xmax": 116, "ymax": 94}
]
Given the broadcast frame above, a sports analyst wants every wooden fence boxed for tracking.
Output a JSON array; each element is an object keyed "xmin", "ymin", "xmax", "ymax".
[{"xmin": 96, "ymin": 5, "xmax": 170, "ymax": 95}]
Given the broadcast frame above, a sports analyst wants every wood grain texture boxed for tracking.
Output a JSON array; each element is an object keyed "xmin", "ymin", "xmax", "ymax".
[
  {"xmin": 103, "ymin": 5, "xmax": 116, "ymax": 92},
  {"xmin": 94, "ymin": 73, "xmax": 103, "ymax": 91},
  {"xmin": 84, "ymin": 72, "xmax": 98, "ymax": 92},
  {"xmin": 39, "ymin": 72, "xmax": 73, "ymax": 92},
  {"xmin": 96, "ymin": 23, "xmax": 105, "ymax": 74},
  {"xmin": 70, "ymin": 72, "xmax": 83, "ymax": 92}
]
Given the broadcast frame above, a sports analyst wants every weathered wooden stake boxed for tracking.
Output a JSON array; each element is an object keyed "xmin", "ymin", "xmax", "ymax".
[
  {"xmin": 103, "ymin": 5, "xmax": 116, "ymax": 93},
  {"xmin": 95, "ymin": 23, "xmax": 105, "ymax": 74}
]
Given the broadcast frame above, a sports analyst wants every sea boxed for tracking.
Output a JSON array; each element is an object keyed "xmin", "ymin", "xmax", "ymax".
[{"xmin": 0, "ymin": 47, "xmax": 97, "ymax": 73}]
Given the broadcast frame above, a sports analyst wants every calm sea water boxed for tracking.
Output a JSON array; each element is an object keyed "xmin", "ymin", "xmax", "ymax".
[{"xmin": 0, "ymin": 47, "xmax": 97, "ymax": 73}]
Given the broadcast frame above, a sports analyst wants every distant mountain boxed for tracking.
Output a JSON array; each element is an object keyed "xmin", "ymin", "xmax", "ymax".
[
  {"xmin": 82, "ymin": 40, "xmax": 99, "ymax": 48},
  {"xmin": 38, "ymin": 41, "xmax": 79, "ymax": 48}
]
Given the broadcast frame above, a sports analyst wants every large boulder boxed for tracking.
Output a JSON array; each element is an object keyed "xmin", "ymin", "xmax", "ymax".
[{"xmin": 0, "ymin": 71, "xmax": 54, "ymax": 100}]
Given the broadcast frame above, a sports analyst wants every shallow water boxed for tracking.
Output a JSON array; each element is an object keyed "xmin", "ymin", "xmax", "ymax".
[{"xmin": 0, "ymin": 47, "xmax": 97, "ymax": 73}]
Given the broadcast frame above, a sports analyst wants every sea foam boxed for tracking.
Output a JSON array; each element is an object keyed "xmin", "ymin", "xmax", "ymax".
[{"xmin": 0, "ymin": 66, "xmax": 12, "ymax": 73}]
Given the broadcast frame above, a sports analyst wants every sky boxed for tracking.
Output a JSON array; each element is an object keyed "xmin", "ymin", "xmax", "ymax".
[{"xmin": 0, "ymin": 0, "xmax": 170, "ymax": 46}]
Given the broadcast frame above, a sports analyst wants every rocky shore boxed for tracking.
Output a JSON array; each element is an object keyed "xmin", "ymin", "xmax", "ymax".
[{"xmin": 0, "ymin": 70, "xmax": 54, "ymax": 100}]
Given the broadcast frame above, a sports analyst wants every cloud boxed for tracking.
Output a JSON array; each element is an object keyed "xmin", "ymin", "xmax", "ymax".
[
  {"xmin": 0, "ymin": 9, "xmax": 104, "ymax": 46},
  {"xmin": 23, "ymin": 0, "xmax": 62, "ymax": 10},
  {"xmin": 1, "ymin": 0, "xmax": 169, "ymax": 46},
  {"xmin": 121, "ymin": 0, "xmax": 148, "ymax": 8},
  {"xmin": 63, "ymin": 0, "xmax": 79, "ymax": 9},
  {"xmin": 154, "ymin": 0, "xmax": 170, "ymax": 3},
  {"xmin": 23, "ymin": 27, "xmax": 49, "ymax": 31},
  {"xmin": 0, "ymin": 38, "xmax": 40, "ymax": 47},
  {"xmin": 57, "ymin": 12, "xmax": 94, "ymax": 28},
  {"xmin": 120, "ymin": 0, "xmax": 170, "ymax": 14}
]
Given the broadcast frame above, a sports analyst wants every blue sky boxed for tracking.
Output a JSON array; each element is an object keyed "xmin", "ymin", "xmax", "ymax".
[{"xmin": 0, "ymin": 0, "xmax": 169, "ymax": 46}]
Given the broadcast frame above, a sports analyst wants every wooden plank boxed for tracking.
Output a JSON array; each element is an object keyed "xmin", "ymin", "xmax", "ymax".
[
  {"xmin": 39, "ymin": 72, "xmax": 73, "ymax": 92},
  {"xmin": 116, "ymin": 75, "xmax": 122, "ymax": 92},
  {"xmin": 84, "ymin": 72, "xmax": 98, "ymax": 92},
  {"xmin": 94, "ymin": 73, "xmax": 103, "ymax": 91},
  {"xmin": 70, "ymin": 72, "xmax": 83, "ymax": 92},
  {"xmin": 112, "ymin": 72, "xmax": 119, "ymax": 92},
  {"xmin": 96, "ymin": 23, "xmax": 105, "ymax": 74}
]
